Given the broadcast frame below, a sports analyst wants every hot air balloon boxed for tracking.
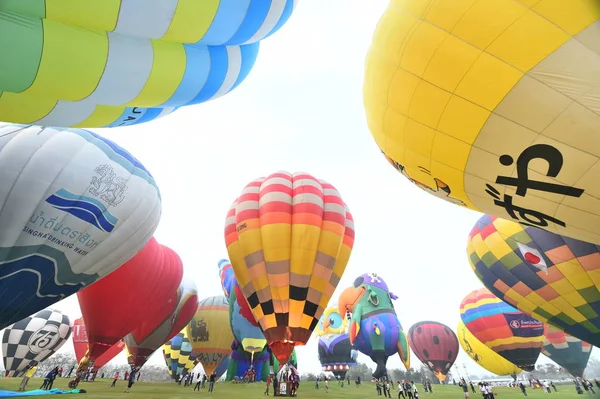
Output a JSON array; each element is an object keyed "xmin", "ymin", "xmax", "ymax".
[
  {"xmin": 407, "ymin": 321, "xmax": 458, "ymax": 382},
  {"xmin": 163, "ymin": 330, "xmax": 196, "ymax": 379},
  {"xmin": 460, "ymin": 288, "xmax": 544, "ymax": 371},
  {"xmin": 338, "ymin": 273, "xmax": 410, "ymax": 379},
  {"xmin": 0, "ymin": 124, "xmax": 160, "ymax": 329},
  {"xmin": 363, "ymin": 0, "xmax": 600, "ymax": 245},
  {"xmin": 187, "ymin": 296, "xmax": 234, "ymax": 377},
  {"xmin": 0, "ymin": 1, "xmax": 297, "ymax": 128},
  {"xmin": 3, "ymin": 309, "xmax": 71, "ymax": 377},
  {"xmin": 125, "ymin": 276, "xmax": 199, "ymax": 367},
  {"xmin": 214, "ymin": 354, "xmax": 231, "ymax": 380},
  {"xmin": 77, "ymin": 237, "xmax": 183, "ymax": 365},
  {"xmin": 467, "ymin": 214, "xmax": 600, "ymax": 347},
  {"xmin": 225, "ymin": 171, "xmax": 355, "ymax": 366},
  {"xmin": 314, "ymin": 306, "xmax": 358, "ymax": 380},
  {"xmin": 542, "ymin": 325, "xmax": 593, "ymax": 378},
  {"xmin": 71, "ymin": 318, "xmax": 124, "ymax": 370},
  {"xmin": 457, "ymin": 321, "xmax": 522, "ymax": 378}
]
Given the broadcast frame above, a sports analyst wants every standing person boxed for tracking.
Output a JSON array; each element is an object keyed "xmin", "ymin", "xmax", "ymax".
[
  {"xmin": 47, "ymin": 367, "xmax": 59, "ymax": 390},
  {"xmin": 426, "ymin": 381, "xmax": 432, "ymax": 394},
  {"xmin": 519, "ymin": 382, "xmax": 528, "ymax": 397},
  {"xmin": 208, "ymin": 371, "xmax": 216, "ymax": 393},
  {"xmin": 470, "ymin": 381, "xmax": 476, "ymax": 394},
  {"xmin": 347, "ymin": 375, "xmax": 350, "ymax": 386},
  {"xmin": 264, "ymin": 374, "xmax": 272, "ymax": 395},
  {"xmin": 325, "ymin": 377, "xmax": 329, "ymax": 393},
  {"xmin": 40, "ymin": 368, "xmax": 57, "ymax": 390},
  {"xmin": 459, "ymin": 379, "xmax": 470, "ymax": 399},
  {"xmin": 124, "ymin": 367, "xmax": 139, "ymax": 393},
  {"xmin": 18, "ymin": 364, "xmax": 38, "ymax": 391},
  {"xmin": 397, "ymin": 381, "xmax": 405, "ymax": 399},
  {"xmin": 111, "ymin": 371, "xmax": 120, "ymax": 387},
  {"xmin": 385, "ymin": 380, "xmax": 391, "ymax": 398}
]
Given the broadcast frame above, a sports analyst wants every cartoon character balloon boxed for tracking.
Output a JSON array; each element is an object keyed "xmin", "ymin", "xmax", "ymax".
[
  {"xmin": 71, "ymin": 318, "xmax": 124, "ymax": 370},
  {"xmin": 315, "ymin": 306, "xmax": 358, "ymax": 379},
  {"xmin": 78, "ymin": 237, "xmax": 183, "ymax": 365},
  {"xmin": 460, "ymin": 288, "xmax": 544, "ymax": 371},
  {"xmin": 225, "ymin": 171, "xmax": 355, "ymax": 366},
  {"xmin": 364, "ymin": 0, "xmax": 600, "ymax": 245},
  {"xmin": 338, "ymin": 273, "xmax": 410, "ymax": 379},
  {"xmin": 0, "ymin": 1, "xmax": 297, "ymax": 128},
  {"xmin": 125, "ymin": 276, "xmax": 199, "ymax": 367},
  {"xmin": 457, "ymin": 321, "xmax": 522, "ymax": 378},
  {"xmin": 0, "ymin": 124, "xmax": 160, "ymax": 329},
  {"xmin": 187, "ymin": 296, "xmax": 234, "ymax": 376},
  {"xmin": 407, "ymin": 321, "xmax": 458, "ymax": 382},
  {"xmin": 542, "ymin": 325, "xmax": 593, "ymax": 378},
  {"xmin": 468, "ymin": 214, "xmax": 600, "ymax": 347},
  {"xmin": 163, "ymin": 329, "xmax": 196, "ymax": 378},
  {"xmin": 3, "ymin": 309, "xmax": 71, "ymax": 377}
]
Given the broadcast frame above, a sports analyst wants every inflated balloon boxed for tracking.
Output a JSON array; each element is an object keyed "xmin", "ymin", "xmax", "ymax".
[
  {"xmin": 214, "ymin": 354, "xmax": 231, "ymax": 379},
  {"xmin": 468, "ymin": 214, "xmax": 600, "ymax": 346},
  {"xmin": 338, "ymin": 273, "xmax": 410, "ymax": 379},
  {"xmin": 187, "ymin": 295, "xmax": 234, "ymax": 376},
  {"xmin": 3, "ymin": 309, "xmax": 71, "ymax": 377},
  {"xmin": 125, "ymin": 276, "xmax": 199, "ymax": 367},
  {"xmin": 364, "ymin": 0, "xmax": 600, "ymax": 244},
  {"xmin": 0, "ymin": 124, "xmax": 160, "ymax": 329},
  {"xmin": 407, "ymin": 321, "xmax": 458, "ymax": 382},
  {"xmin": 78, "ymin": 237, "xmax": 183, "ymax": 363},
  {"xmin": 72, "ymin": 318, "xmax": 124, "ymax": 370},
  {"xmin": 457, "ymin": 321, "xmax": 522, "ymax": 377},
  {"xmin": 163, "ymin": 330, "xmax": 196, "ymax": 378},
  {"xmin": 0, "ymin": 1, "xmax": 297, "ymax": 128},
  {"xmin": 315, "ymin": 306, "xmax": 358, "ymax": 379},
  {"xmin": 225, "ymin": 171, "xmax": 355, "ymax": 365},
  {"xmin": 542, "ymin": 324, "xmax": 593, "ymax": 378},
  {"xmin": 460, "ymin": 288, "xmax": 544, "ymax": 371}
]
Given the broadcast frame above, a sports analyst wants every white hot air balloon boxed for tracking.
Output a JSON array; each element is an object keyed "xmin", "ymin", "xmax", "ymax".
[
  {"xmin": 2, "ymin": 308, "xmax": 72, "ymax": 377},
  {"xmin": 0, "ymin": 124, "xmax": 161, "ymax": 328}
]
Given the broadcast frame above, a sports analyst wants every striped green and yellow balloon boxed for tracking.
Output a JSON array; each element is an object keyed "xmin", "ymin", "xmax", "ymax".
[
  {"xmin": 0, "ymin": 0, "xmax": 297, "ymax": 128},
  {"xmin": 162, "ymin": 329, "xmax": 196, "ymax": 378}
]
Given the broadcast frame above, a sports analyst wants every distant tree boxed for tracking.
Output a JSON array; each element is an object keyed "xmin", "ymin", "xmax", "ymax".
[
  {"xmin": 38, "ymin": 353, "xmax": 77, "ymax": 377},
  {"xmin": 584, "ymin": 358, "xmax": 600, "ymax": 379},
  {"xmin": 347, "ymin": 363, "xmax": 373, "ymax": 381},
  {"xmin": 301, "ymin": 372, "xmax": 316, "ymax": 381}
]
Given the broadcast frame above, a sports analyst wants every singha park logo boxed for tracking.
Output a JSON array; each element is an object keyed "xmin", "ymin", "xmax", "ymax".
[{"xmin": 44, "ymin": 165, "xmax": 128, "ymax": 233}]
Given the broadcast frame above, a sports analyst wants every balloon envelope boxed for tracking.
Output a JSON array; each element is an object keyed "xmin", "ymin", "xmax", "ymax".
[
  {"xmin": 468, "ymin": 214, "xmax": 600, "ymax": 347},
  {"xmin": 225, "ymin": 171, "xmax": 355, "ymax": 365},
  {"xmin": 0, "ymin": 1, "xmax": 297, "ymax": 128},
  {"xmin": 363, "ymin": 0, "xmax": 600, "ymax": 244},
  {"xmin": 407, "ymin": 321, "xmax": 459, "ymax": 382},
  {"xmin": 460, "ymin": 288, "xmax": 544, "ymax": 371},
  {"xmin": 187, "ymin": 296, "xmax": 234, "ymax": 376},
  {"xmin": 315, "ymin": 306, "xmax": 357, "ymax": 379},
  {"xmin": 71, "ymin": 318, "xmax": 124, "ymax": 369},
  {"xmin": 163, "ymin": 329, "xmax": 196, "ymax": 378},
  {"xmin": 3, "ymin": 309, "xmax": 71, "ymax": 377},
  {"xmin": 78, "ymin": 237, "xmax": 182, "ymax": 362},
  {"xmin": 542, "ymin": 324, "xmax": 593, "ymax": 378},
  {"xmin": 457, "ymin": 321, "xmax": 522, "ymax": 377},
  {"xmin": 0, "ymin": 124, "xmax": 160, "ymax": 329}
]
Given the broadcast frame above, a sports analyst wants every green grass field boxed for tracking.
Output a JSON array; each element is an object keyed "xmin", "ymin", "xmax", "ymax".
[{"xmin": 0, "ymin": 378, "xmax": 591, "ymax": 399}]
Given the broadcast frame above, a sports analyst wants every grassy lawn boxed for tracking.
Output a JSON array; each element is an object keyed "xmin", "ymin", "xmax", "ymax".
[{"xmin": 0, "ymin": 378, "xmax": 588, "ymax": 399}]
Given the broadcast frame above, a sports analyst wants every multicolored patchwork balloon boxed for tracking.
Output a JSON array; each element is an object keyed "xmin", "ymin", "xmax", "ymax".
[{"xmin": 542, "ymin": 324, "xmax": 593, "ymax": 378}]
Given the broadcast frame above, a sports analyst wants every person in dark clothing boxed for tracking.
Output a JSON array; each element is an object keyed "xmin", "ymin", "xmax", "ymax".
[
  {"xmin": 124, "ymin": 367, "xmax": 139, "ymax": 393},
  {"xmin": 519, "ymin": 382, "xmax": 527, "ymax": 397},
  {"xmin": 194, "ymin": 374, "xmax": 202, "ymax": 392},
  {"xmin": 470, "ymin": 381, "xmax": 476, "ymax": 394},
  {"xmin": 41, "ymin": 367, "xmax": 58, "ymax": 390},
  {"xmin": 208, "ymin": 372, "xmax": 216, "ymax": 393}
]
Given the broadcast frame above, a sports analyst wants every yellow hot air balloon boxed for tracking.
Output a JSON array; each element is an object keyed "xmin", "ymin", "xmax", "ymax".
[
  {"xmin": 224, "ymin": 171, "xmax": 355, "ymax": 366},
  {"xmin": 457, "ymin": 321, "xmax": 522, "ymax": 377},
  {"xmin": 187, "ymin": 296, "xmax": 234, "ymax": 376},
  {"xmin": 364, "ymin": 0, "xmax": 600, "ymax": 245}
]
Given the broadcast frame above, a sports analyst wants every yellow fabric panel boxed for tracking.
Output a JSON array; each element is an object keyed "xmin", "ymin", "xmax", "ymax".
[
  {"xmin": 260, "ymin": 223, "xmax": 291, "ymax": 263},
  {"xmin": 0, "ymin": 93, "xmax": 55, "ymax": 124},
  {"xmin": 408, "ymin": 80, "xmax": 451, "ymax": 130},
  {"xmin": 403, "ymin": 120, "xmax": 435, "ymax": 158},
  {"xmin": 264, "ymin": 314, "xmax": 276, "ymax": 330},
  {"xmin": 228, "ymin": 240, "xmax": 251, "ymax": 290},
  {"xmin": 237, "ymin": 220, "xmax": 264, "ymax": 262},
  {"xmin": 290, "ymin": 224, "xmax": 319, "ymax": 275},
  {"xmin": 556, "ymin": 261, "xmax": 586, "ymax": 277},
  {"xmin": 163, "ymin": 0, "xmax": 220, "ymax": 43},
  {"xmin": 270, "ymin": 285, "xmax": 288, "ymax": 302},
  {"xmin": 316, "ymin": 229, "xmax": 342, "ymax": 258},
  {"xmin": 125, "ymin": 40, "xmax": 185, "ymax": 107},
  {"xmin": 560, "ymin": 290, "xmax": 588, "ymax": 308},
  {"xmin": 486, "ymin": 235, "xmax": 513, "ymax": 260},
  {"xmin": 532, "ymin": 0, "xmax": 600, "ymax": 35},
  {"xmin": 45, "ymin": 0, "xmax": 120, "ymax": 32},
  {"xmin": 431, "ymin": 133, "xmax": 471, "ymax": 172},
  {"xmin": 72, "ymin": 105, "xmax": 125, "ymax": 128},
  {"xmin": 300, "ymin": 314, "xmax": 314, "ymax": 330},
  {"xmin": 437, "ymin": 96, "xmax": 490, "ymax": 144},
  {"xmin": 488, "ymin": 335, "xmax": 544, "ymax": 348}
]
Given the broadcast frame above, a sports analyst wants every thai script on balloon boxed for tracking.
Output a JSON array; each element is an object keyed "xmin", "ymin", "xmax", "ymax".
[
  {"xmin": 24, "ymin": 212, "xmax": 100, "ymax": 255},
  {"xmin": 486, "ymin": 144, "xmax": 585, "ymax": 229},
  {"xmin": 89, "ymin": 164, "xmax": 128, "ymax": 207}
]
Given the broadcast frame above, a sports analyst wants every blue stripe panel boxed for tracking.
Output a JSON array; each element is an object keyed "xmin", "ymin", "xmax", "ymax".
[
  {"xmin": 197, "ymin": 0, "xmax": 251, "ymax": 45},
  {"xmin": 227, "ymin": 0, "xmax": 272, "ymax": 45},
  {"xmin": 52, "ymin": 188, "xmax": 118, "ymax": 225},
  {"xmin": 105, "ymin": 107, "xmax": 149, "ymax": 128},
  {"xmin": 461, "ymin": 302, "xmax": 518, "ymax": 324},
  {"xmin": 134, "ymin": 107, "xmax": 163, "ymax": 124},
  {"xmin": 188, "ymin": 45, "xmax": 229, "ymax": 105},
  {"xmin": 161, "ymin": 45, "xmax": 211, "ymax": 107},
  {"xmin": 266, "ymin": 0, "xmax": 295, "ymax": 39},
  {"xmin": 230, "ymin": 43, "xmax": 260, "ymax": 91}
]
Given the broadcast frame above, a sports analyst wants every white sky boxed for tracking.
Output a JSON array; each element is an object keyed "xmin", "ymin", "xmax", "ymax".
[{"xmin": 4, "ymin": 0, "xmax": 596, "ymax": 377}]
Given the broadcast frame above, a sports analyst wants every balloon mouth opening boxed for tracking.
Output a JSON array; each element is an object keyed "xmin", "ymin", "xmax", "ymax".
[
  {"xmin": 433, "ymin": 372, "xmax": 446, "ymax": 382},
  {"xmin": 270, "ymin": 341, "xmax": 295, "ymax": 369}
]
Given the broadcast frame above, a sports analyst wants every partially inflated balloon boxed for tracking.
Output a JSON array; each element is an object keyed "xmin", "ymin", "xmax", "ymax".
[
  {"xmin": 542, "ymin": 325, "xmax": 593, "ymax": 378},
  {"xmin": 468, "ymin": 214, "xmax": 600, "ymax": 346},
  {"xmin": 225, "ymin": 171, "xmax": 355, "ymax": 365},
  {"xmin": 407, "ymin": 321, "xmax": 458, "ymax": 382},
  {"xmin": 163, "ymin": 330, "xmax": 196, "ymax": 378},
  {"xmin": 460, "ymin": 288, "xmax": 544, "ymax": 371},
  {"xmin": 315, "ymin": 306, "xmax": 357, "ymax": 379},
  {"xmin": 78, "ymin": 237, "xmax": 183, "ymax": 363},
  {"xmin": 364, "ymin": 0, "xmax": 600, "ymax": 244},
  {"xmin": 71, "ymin": 318, "xmax": 124, "ymax": 370},
  {"xmin": 0, "ymin": 1, "xmax": 297, "ymax": 128},
  {"xmin": 3, "ymin": 309, "xmax": 71, "ymax": 377},
  {"xmin": 0, "ymin": 124, "xmax": 160, "ymax": 329},
  {"xmin": 457, "ymin": 321, "xmax": 522, "ymax": 377},
  {"xmin": 187, "ymin": 296, "xmax": 234, "ymax": 376},
  {"xmin": 125, "ymin": 276, "xmax": 199, "ymax": 367}
]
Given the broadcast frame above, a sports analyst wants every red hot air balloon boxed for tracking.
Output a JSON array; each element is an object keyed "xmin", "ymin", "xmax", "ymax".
[
  {"xmin": 408, "ymin": 321, "xmax": 459, "ymax": 382},
  {"xmin": 72, "ymin": 318, "xmax": 124, "ymax": 369},
  {"xmin": 77, "ymin": 237, "xmax": 183, "ymax": 365}
]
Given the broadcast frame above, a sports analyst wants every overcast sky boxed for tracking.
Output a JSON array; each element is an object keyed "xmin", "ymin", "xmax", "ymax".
[{"xmin": 6, "ymin": 0, "xmax": 596, "ymax": 377}]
